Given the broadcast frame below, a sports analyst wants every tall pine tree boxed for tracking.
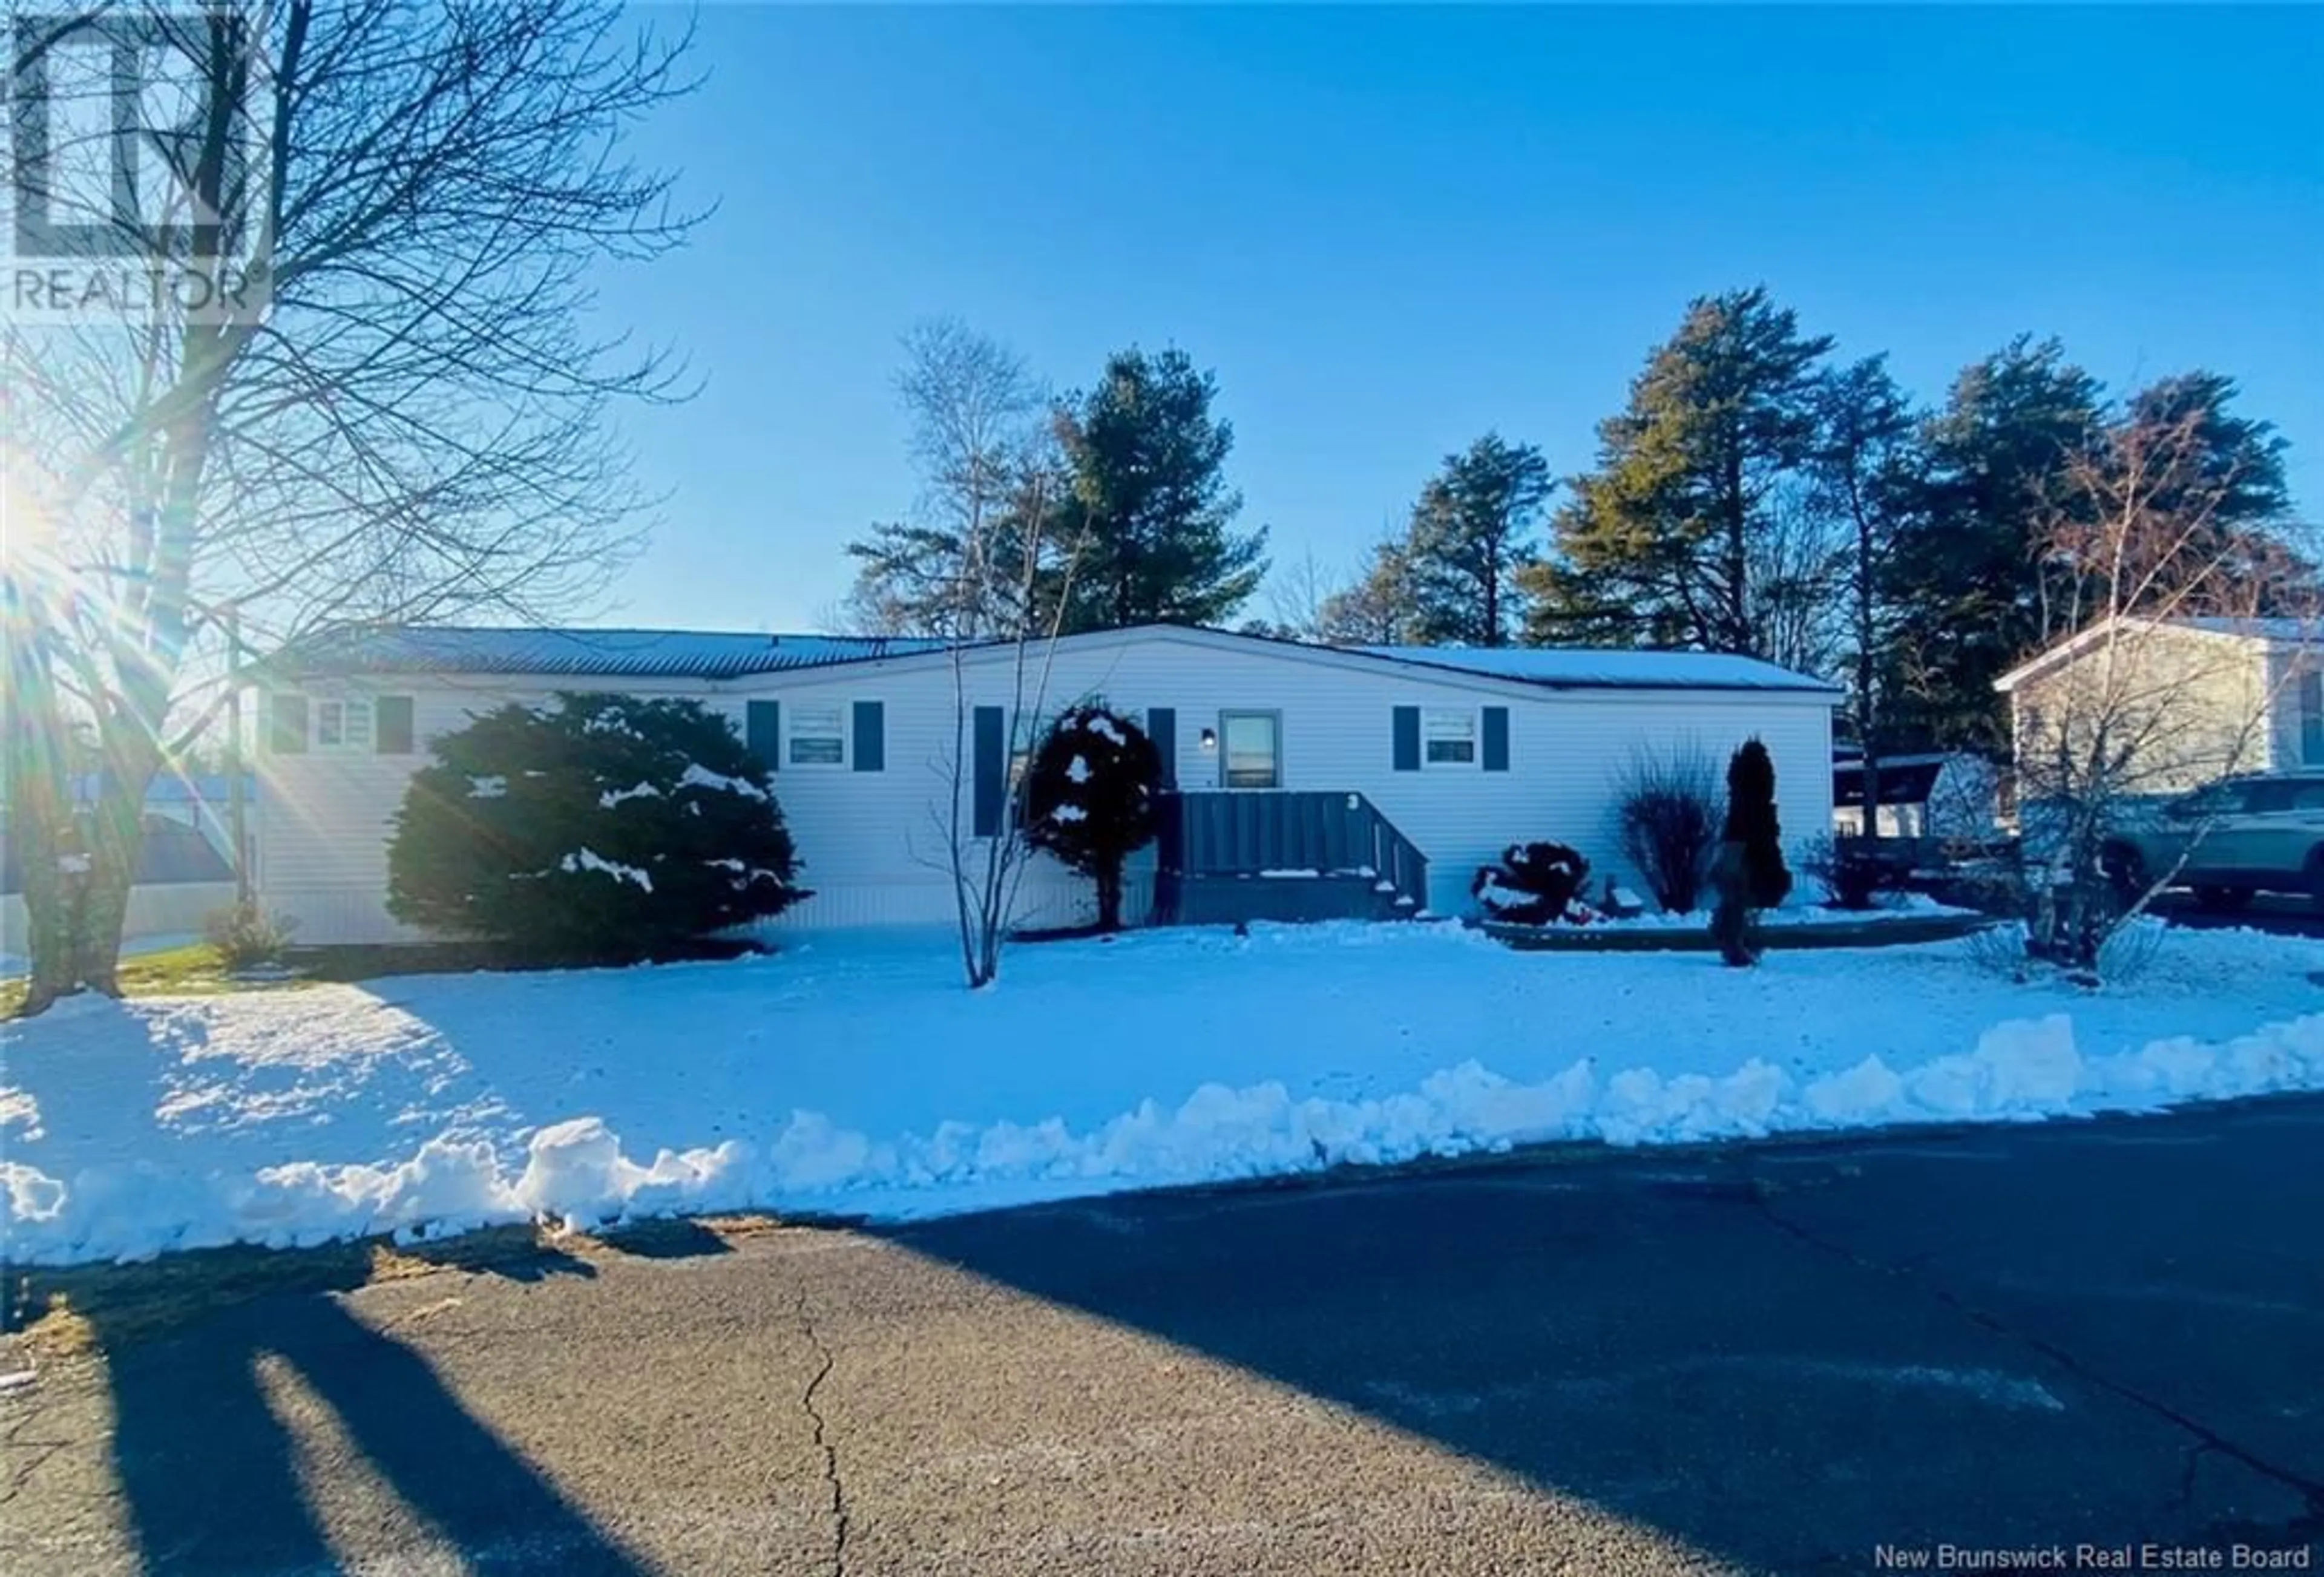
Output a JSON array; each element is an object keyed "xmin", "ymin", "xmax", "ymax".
[
  {"xmin": 1401, "ymin": 433, "xmax": 1552, "ymax": 646},
  {"xmin": 1523, "ymin": 287, "xmax": 1833, "ymax": 654},
  {"xmin": 1808, "ymin": 356, "xmax": 1926, "ymax": 822},
  {"xmin": 1883, "ymin": 336, "xmax": 2105, "ymax": 753},
  {"xmin": 2118, "ymin": 371, "xmax": 2291, "ymax": 526},
  {"xmin": 1055, "ymin": 347, "xmax": 1269, "ymax": 631}
]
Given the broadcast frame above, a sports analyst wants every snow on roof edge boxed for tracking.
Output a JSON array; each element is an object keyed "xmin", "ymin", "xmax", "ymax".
[{"xmin": 267, "ymin": 620, "xmax": 1840, "ymax": 695}]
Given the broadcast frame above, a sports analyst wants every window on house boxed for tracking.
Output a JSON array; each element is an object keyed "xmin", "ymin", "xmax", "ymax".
[
  {"xmin": 1423, "ymin": 707, "xmax": 1477, "ymax": 766},
  {"xmin": 2302, "ymin": 670, "xmax": 2323, "ymax": 766},
  {"xmin": 1219, "ymin": 710, "xmax": 1280, "ymax": 789},
  {"xmin": 313, "ymin": 698, "xmax": 373, "ymax": 753},
  {"xmin": 788, "ymin": 703, "xmax": 847, "ymax": 766}
]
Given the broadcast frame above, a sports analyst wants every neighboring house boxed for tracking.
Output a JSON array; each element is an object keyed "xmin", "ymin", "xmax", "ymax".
[
  {"xmin": 252, "ymin": 623, "xmax": 1838, "ymax": 943},
  {"xmin": 1996, "ymin": 615, "xmax": 2323, "ymax": 803},
  {"xmin": 0, "ymin": 775, "xmax": 245, "ymax": 959},
  {"xmin": 1830, "ymin": 749, "xmax": 2001, "ymax": 839}
]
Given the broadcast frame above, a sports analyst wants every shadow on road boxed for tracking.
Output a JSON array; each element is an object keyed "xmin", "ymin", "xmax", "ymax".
[
  {"xmin": 28, "ymin": 1234, "xmax": 653, "ymax": 1575},
  {"xmin": 873, "ymin": 1102, "xmax": 2324, "ymax": 1573}
]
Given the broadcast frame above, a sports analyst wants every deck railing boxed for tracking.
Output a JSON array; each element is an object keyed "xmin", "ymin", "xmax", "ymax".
[{"xmin": 1155, "ymin": 790, "xmax": 1428, "ymax": 905}]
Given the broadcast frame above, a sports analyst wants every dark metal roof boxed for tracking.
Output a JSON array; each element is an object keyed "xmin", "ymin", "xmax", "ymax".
[
  {"xmin": 1359, "ymin": 643, "xmax": 1837, "ymax": 694},
  {"xmin": 264, "ymin": 626, "xmax": 950, "ymax": 680},
  {"xmin": 264, "ymin": 621, "xmax": 1841, "ymax": 696}
]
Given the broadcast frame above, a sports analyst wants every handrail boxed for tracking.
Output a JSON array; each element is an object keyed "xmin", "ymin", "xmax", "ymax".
[{"xmin": 1157, "ymin": 790, "xmax": 1428, "ymax": 907}]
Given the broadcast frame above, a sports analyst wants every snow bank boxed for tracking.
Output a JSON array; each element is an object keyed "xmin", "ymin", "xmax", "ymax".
[{"xmin": 6, "ymin": 924, "xmax": 2323, "ymax": 1265}]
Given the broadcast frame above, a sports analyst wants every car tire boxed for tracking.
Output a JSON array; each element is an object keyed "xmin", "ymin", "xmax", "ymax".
[{"xmin": 2192, "ymin": 885, "xmax": 2253, "ymax": 913}]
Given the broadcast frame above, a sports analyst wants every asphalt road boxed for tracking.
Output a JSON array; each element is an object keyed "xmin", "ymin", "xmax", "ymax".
[{"xmin": 6, "ymin": 1100, "xmax": 2322, "ymax": 1577}]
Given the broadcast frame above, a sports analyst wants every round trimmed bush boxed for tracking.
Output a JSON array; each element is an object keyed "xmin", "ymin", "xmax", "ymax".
[{"xmin": 1023, "ymin": 703, "xmax": 1162, "ymax": 931}]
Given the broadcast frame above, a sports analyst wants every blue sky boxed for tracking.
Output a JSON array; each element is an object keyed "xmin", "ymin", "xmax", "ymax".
[{"xmin": 591, "ymin": 5, "xmax": 2323, "ymax": 634}]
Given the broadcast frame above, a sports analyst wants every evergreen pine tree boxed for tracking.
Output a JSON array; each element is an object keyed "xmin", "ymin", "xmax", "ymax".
[
  {"xmin": 1521, "ymin": 286, "xmax": 1833, "ymax": 654},
  {"xmin": 1882, "ymin": 336, "xmax": 2105, "ymax": 753},
  {"xmin": 387, "ymin": 695, "xmax": 804, "ymax": 960},
  {"xmin": 1402, "ymin": 433, "xmax": 1552, "ymax": 646},
  {"xmin": 1055, "ymin": 348, "xmax": 1270, "ymax": 631},
  {"xmin": 1808, "ymin": 355, "xmax": 1926, "ymax": 830},
  {"xmin": 1722, "ymin": 737, "xmax": 1791, "ymax": 910},
  {"xmin": 1022, "ymin": 704, "xmax": 1163, "ymax": 931}
]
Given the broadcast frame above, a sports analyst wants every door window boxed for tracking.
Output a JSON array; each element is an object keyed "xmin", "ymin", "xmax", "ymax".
[{"xmin": 1219, "ymin": 711, "xmax": 1281, "ymax": 789}]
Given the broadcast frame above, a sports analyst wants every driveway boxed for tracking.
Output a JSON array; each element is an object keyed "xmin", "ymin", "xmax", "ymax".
[
  {"xmin": 2153, "ymin": 890, "xmax": 2324, "ymax": 939},
  {"xmin": 6, "ymin": 1100, "xmax": 2322, "ymax": 1576}
]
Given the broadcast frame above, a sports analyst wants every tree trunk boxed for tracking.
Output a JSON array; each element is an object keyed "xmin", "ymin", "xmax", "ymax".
[
  {"xmin": 1722, "ymin": 445, "xmax": 1750, "ymax": 654},
  {"xmin": 1095, "ymin": 863, "xmax": 1123, "ymax": 932},
  {"xmin": 71, "ymin": 712, "xmax": 166, "ymax": 995},
  {"xmin": 7, "ymin": 626, "xmax": 84, "ymax": 1015},
  {"xmin": 1854, "ymin": 501, "xmax": 1881, "ymax": 842}
]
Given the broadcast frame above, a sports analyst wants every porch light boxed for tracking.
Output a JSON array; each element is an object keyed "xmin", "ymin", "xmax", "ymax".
[{"xmin": 1200, "ymin": 727, "xmax": 1218, "ymax": 753}]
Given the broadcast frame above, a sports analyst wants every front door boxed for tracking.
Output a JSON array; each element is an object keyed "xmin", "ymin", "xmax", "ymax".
[{"xmin": 1218, "ymin": 711, "xmax": 1281, "ymax": 790}]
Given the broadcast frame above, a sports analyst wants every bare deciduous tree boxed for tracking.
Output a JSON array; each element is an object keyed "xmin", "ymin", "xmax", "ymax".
[
  {"xmin": 867, "ymin": 323, "xmax": 1086, "ymax": 986},
  {"xmin": 1258, "ymin": 548, "xmax": 1345, "ymax": 641},
  {"xmin": 4, "ymin": 0, "xmax": 697, "ymax": 1012},
  {"xmin": 2005, "ymin": 406, "xmax": 2319, "ymax": 974},
  {"xmin": 1742, "ymin": 493, "xmax": 1846, "ymax": 678},
  {"xmin": 839, "ymin": 320, "xmax": 1056, "ymax": 641},
  {"xmin": 1315, "ymin": 530, "xmax": 1419, "ymax": 646}
]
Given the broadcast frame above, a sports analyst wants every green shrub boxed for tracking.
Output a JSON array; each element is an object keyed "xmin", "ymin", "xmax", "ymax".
[
  {"xmin": 387, "ymin": 693, "xmax": 806, "ymax": 962},
  {"xmin": 1723, "ymin": 737, "xmax": 1793, "ymax": 909},
  {"xmin": 1022, "ymin": 703, "xmax": 1161, "ymax": 931}
]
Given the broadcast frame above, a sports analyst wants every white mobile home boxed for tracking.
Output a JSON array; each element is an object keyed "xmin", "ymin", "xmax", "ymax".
[{"xmin": 254, "ymin": 623, "xmax": 1837, "ymax": 942}]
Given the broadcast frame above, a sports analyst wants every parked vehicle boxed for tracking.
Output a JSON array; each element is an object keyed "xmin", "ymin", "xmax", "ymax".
[{"xmin": 2101, "ymin": 770, "xmax": 2324, "ymax": 910}]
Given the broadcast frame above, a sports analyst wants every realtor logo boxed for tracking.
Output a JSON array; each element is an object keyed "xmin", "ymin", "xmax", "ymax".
[{"xmin": 5, "ymin": 4, "xmax": 271, "ymax": 323}]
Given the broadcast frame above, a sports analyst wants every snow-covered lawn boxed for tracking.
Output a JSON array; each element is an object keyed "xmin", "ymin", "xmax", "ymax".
[{"xmin": 5, "ymin": 920, "xmax": 2323, "ymax": 1265}]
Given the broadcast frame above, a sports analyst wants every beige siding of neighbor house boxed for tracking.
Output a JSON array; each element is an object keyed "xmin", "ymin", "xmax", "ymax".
[
  {"xmin": 2264, "ymin": 646, "xmax": 2324, "ymax": 772},
  {"xmin": 257, "ymin": 630, "xmax": 1834, "ymax": 943},
  {"xmin": 2009, "ymin": 625, "xmax": 2274, "ymax": 798}
]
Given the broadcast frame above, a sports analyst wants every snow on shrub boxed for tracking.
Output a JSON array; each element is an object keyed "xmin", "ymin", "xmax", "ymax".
[
  {"xmin": 387, "ymin": 693, "xmax": 806, "ymax": 961},
  {"xmin": 1471, "ymin": 842, "xmax": 1598, "ymax": 926},
  {"xmin": 1022, "ymin": 702, "xmax": 1162, "ymax": 931}
]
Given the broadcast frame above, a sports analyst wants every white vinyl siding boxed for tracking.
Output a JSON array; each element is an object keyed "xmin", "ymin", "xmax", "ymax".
[{"xmin": 256, "ymin": 631, "xmax": 1835, "ymax": 942}]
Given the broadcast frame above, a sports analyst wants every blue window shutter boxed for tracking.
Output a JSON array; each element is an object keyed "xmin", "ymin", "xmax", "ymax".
[
  {"xmin": 1391, "ymin": 706, "xmax": 1420, "ymax": 772},
  {"xmin": 852, "ymin": 701, "xmax": 885, "ymax": 772},
  {"xmin": 270, "ymin": 694, "xmax": 308, "ymax": 754},
  {"xmin": 1147, "ymin": 707, "xmax": 1177, "ymax": 788},
  {"xmin": 973, "ymin": 706, "xmax": 1005, "ymax": 836},
  {"xmin": 1482, "ymin": 706, "xmax": 1509, "ymax": 772},
  {"xmin": 2302, "ymin": 672, "xmax": 2324, "ymax": 764},
  {"xmin": 374, "ymin": 695, "xmax": 415, "ymax": 755},
  {"xmin": 746, "ymin": 700, "xmax": 780, "ymax": 769}
]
